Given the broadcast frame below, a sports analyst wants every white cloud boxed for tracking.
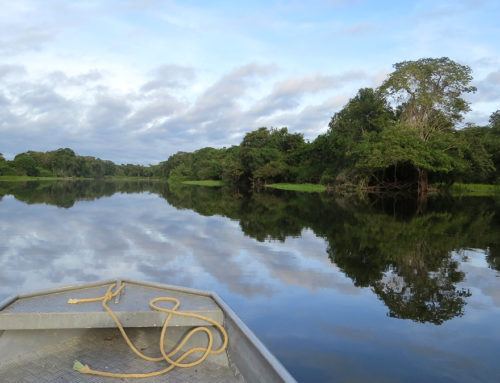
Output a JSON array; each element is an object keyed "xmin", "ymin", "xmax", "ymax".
[{"xmin": 0, "ymin": 0, "xmax": 498, "ymax": 163}]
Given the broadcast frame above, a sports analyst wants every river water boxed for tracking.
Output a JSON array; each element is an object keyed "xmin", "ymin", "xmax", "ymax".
[{"xmin": 1, "ymin": 180, "xmax": 499, "ymax": 382}]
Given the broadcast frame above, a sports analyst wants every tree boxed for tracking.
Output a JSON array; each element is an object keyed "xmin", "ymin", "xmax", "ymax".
[
  {"xmin": 13, "ymin": 153, "xmax": 39, "ymax": 176},
  {"xmin": 486, "ymin": 110, "xmax": 500, "ymax": 182},
  {"xmin": 239, "ymin": 127, "xmax": 305, "ymax": 185},
  {"xmin": 490, "ymin": 110, "xmax": 500, "ymax": 129},
  {"xmin": 453, "ymin": 126, "xmax": 495, "ymax": 183},
  {"xmin": 316, "ymin": 88, "xmax": 395, "ymax": 185},
  {"xmin": 0, "ymin": 153, "xmax": 17, "ymax": 176},
  {"xmin": 379, "ymin": 58, "xmax": 477, "ymax": 193}
]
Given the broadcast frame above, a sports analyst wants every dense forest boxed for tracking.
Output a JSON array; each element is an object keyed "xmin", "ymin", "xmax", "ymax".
[
  {"xmin": 2, "ymin": 57, "xmax": 499, "ymax": 193},
  {"xmin": 0, "ymin": 148, "xmax": 155, "ymax": 178},
  {"xmin": 155, "ymin": 58, "xmax": 500, "ymax": 193}
]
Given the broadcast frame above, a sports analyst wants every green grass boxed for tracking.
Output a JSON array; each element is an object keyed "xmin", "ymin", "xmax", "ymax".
[
  {"xmin": 265, "ymin": 183, "xmax": 326, "ymax": 192},
  {"xmin": 104, "ymin": 176, "xmax": 162, "ymax": 181},
  {"xmin": 446, "ymin": 183, "xmax": 500, "ymax": 196},
  {"xmin": 182, "ymin": 180, "xmax": 224, "ymax": 187}
]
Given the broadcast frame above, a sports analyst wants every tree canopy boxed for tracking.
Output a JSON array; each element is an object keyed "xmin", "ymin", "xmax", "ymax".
[
  {"xmin": 2, "ymin": 58, "xmax": 499, "ymax": 192},
  {"xmin": 0, "ymin": 148, "xmax": 155, "ymax": 178}
]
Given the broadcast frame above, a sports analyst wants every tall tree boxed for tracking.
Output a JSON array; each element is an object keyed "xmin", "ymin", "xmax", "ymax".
[{"xmin": 379, "ymin": 58, "xmax": 477, "ymax": 193}]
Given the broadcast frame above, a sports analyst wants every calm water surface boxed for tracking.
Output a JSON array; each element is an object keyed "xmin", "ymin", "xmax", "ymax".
[{"xmin": 1, "ymin": 180, "xmax": 499, "ymax": 382}]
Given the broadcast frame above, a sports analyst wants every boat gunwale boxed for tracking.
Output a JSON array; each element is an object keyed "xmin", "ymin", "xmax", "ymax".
[{"xmin": 0, "ymin": 277, "xmax": 297, "ymax": 383}]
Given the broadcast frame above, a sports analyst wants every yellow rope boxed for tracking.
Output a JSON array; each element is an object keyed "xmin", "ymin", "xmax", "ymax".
[{"xmin": 68, "ymin": 283, "xmax": 228, "ymax": 378}]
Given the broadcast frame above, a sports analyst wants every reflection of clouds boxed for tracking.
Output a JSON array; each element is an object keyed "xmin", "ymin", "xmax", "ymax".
[
  {"xmin": 455, "ymin": 250, "xmax": 500, "ymax": 309},
  {"xmin": 2, "ymin": 188, "xmax": 500, "ymax": 382},
  {"xmin": 0, "ymin": 192, "xmax": 350, "ymax": 301},
  {"xmin": 321, "ymin": 324, "xmax": 376, "ymax": 341}
]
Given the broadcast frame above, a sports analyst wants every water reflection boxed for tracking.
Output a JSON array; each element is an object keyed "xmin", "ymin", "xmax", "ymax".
[
  {"xmin": 2, "ymin": 180, "xmax": 500, "ymax": 326},
  {"xmin": 1, "ymin": 180, "xmax": 500, "ymax": 382},
  {"xmin": 165, "ymin": 184, "xmax": 500, "ymax": 325}
]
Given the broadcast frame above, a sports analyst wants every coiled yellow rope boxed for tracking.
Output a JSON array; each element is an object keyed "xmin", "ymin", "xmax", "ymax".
[{"xmin": 68, "ymin": 283, "xmax": 228, "ymax": 378}]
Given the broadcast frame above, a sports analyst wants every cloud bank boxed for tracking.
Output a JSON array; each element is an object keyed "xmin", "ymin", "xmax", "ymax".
[{"xmin": 0, "ymin": 0, "xmax": 499, "ymax": 163}]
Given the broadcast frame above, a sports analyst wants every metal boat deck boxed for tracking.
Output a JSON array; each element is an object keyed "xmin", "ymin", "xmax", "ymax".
[
  {"xmin": 0, "ymin": 328, "xmax": 243, "ymax": 382},
  {"xmin": 0, "ymin": 280, "xmax": 222, "ymax": 330},
  {"xmin": 0, "ymin": 279, "xmax": 297, "ymax": 383}
]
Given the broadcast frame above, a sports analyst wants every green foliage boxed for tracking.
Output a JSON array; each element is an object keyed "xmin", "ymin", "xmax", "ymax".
[
  {"xmin": 1, "ymin": 148, "xmax": 153, "ymax": 179},
  {"xmin": 3, "ymin": 59, "xmax": 498, "ymax": 191},
  {"xmin": 160, "ymin": 127, "xmax": 308, "ymax": 187},
  {"xmin": 13, "ymin": 153, "xmax": 40, "ymax": 176},
  {"xmin": 221, "ymin": 146, "xmax": 244, "ymax": 183},
  {"xmin": 489, "ymin": 110, "xmax": 500, "ymax": 129},
  {"xmin": 303, "ymin": 58, "xmax": 490, "ymax": 193},
  {"xmin": 0, "ymin": 179, "xmax": 162, "ymax": 207},
  {"xmin": 239, "ymin": 127, "xmax": 306, "ymax": 184},
  {"xmin": 446, "ymin": 183, "xmax": 500, "ymax": 196},
  {"xmin": 182, "ymin": 180, "xmax": 224, "ymax": 187},
  {"xmin": 485, "ymin": 110, "xmax": 500, "ymax": 182},
  {"xmin": 0, "ymin": 160, "xmax": 18, "ymax": 176},
  {"xmin": 380, "ymin": 57, "xmax": 476, "ymax": 139},
  {"xmin": 265, "ymin": 183, "xmax": 326, "ymax": 192},
  {"xmin": 313, "ymin": 88, "xmax": 395, "ymax": 184}
]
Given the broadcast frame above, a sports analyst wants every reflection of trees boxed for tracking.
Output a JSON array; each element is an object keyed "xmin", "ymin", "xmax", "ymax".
[
  {"xmin": 485, "ymin": 199, "xmax": 500, "ymax": 272},
  {"xmin": 3, "ymin": 179, "xmax": 500, "ymax": 323},
  {"xmin": 373, "ymin": 261, "xmax": 471, "ymax": 325},
  {"xmin": 166, "ymin": 185, "xmax": 500, "ymax": 325},
  {"xmin": 486, "ymin": 247, "xmax": 500, "ymax": 271},
  {"xmin": 0, "ymin": 180, "xmax": 164, "ymax": 208},
  {"xmin": 324, "ymin": 210, "xmax": 475, "ymax": 324},
  {"xmin": 165, "ymin": 183, "xmax": 308, "ymax": 241},
  {"xmin": 323, "ymin": 205, "xmax": 498, "ymax": 325}
]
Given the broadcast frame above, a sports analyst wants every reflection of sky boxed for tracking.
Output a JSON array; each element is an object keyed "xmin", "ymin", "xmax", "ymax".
[
  {"xmin": 1, "ymin": 192, "xmax": 500, "ymax": 382},
  {"xmin": 455, "ymin": 249, "xmax": 500, "ymax": 310}
]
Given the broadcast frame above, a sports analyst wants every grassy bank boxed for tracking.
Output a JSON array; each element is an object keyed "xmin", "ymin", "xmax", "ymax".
[
  {"xmin": 182, "ymin": 180, "xmax": 224, "ymax": 187},
  {"xmin": 265, "ymin": 183, "xmax": 326, "ymax": 192},
  {"xmin": 104, "ymin": 176, "xmax": 161, "ymax": 181},
  {"xmin": 446, "ymin": 183, "xmax": 500, "ymax": 196}
]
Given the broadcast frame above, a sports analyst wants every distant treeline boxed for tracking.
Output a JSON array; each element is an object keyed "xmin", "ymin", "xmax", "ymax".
[
  {"xmin": 2, "ymin": 57, "xmax": 500, "ymax": 192},
  {"xmin": 0, "ymin": 148, "xmax": 155, "ymax": 178}
]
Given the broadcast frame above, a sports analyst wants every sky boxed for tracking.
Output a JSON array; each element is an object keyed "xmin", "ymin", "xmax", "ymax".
[{"xmin": 1, "ymin": 0, "xmax": 499, "ymax": 165}]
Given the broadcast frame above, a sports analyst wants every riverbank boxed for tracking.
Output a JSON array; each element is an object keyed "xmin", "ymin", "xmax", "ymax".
[
  {"xmin": 182, "ymin": 180, "xmax": 224, "ymax": 186},
  {"xmin": 446, "ymin": 183, "xmax": 500, "ymax": 196},
  {"xmin": 265, "ymin": 183, "xmax": 326, "ymax": 192}
]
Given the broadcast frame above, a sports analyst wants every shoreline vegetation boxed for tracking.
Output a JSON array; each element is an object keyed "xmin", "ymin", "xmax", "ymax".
[
  {"xmin": 182, "ymin": 180, "xmax": 224, "ymax": 187},
  {"xmin": 2, "ymin": 58, "xmax": 499, "ymax": 196},
  {"xmin": 265, "ymin": 183, "xmax": 326, "ymax": 192},
  {"xmin": 2, "ymin": 175, "xmax": 500, "ymax": 197},
  {"xmin": 446, "ymin": 183, "xmax": 500, "ymax": 196}
]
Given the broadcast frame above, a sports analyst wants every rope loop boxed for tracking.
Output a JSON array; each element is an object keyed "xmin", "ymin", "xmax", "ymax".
[{"xmin": 69, "ymin": 283, "xmax": 228, "ymax": 379}]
